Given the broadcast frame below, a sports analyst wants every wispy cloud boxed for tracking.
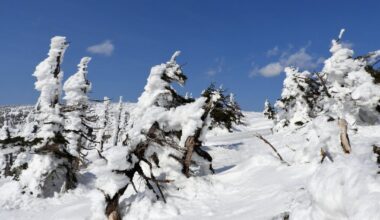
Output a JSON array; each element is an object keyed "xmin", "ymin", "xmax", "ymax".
[
  {"xmin": 87, "ymin": 40, "xmax": 114, "ymax": 56},
  {"xmin": 206, "ymin": 57, "xmax": 225, "ymax": 76},
  {"xmin": 266, "ymin": 46, "xmax": 279, "ymax": 57},
  {"xmin": 250, "ymin": 44, "xmax": 324, "ymax": 77}
]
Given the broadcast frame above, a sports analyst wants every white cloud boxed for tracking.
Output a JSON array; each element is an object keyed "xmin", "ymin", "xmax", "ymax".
[
  {"xmin": 87, "ymin": 40, "xmax": 114, "ymax": 56},
  {"xmin": 284, "ymin": 48, "xmax": 316, "ymax": 69},
  {"xmin": 250, "ymin": 45, "xmax": 324, "ymax": 77},
  {"xmin": 266, "ymin": 46, "xmax": 279, "ymax": 57},
  {"xmin": 256, "ymin": 62, "xmax": 283, "ymax": 77},
  {"xmin": 206, "ymin": 57, "xmax": 224, "ymax": 76}
]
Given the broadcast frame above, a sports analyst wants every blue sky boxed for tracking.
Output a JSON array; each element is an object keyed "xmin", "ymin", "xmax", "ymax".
[{"xmin": 0, "ymin": 0, "xmax": 379, "ymax": 111}]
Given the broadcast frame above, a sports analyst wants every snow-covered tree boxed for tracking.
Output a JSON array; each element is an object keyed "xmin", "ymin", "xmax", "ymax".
[
  {"xmin": 97, "ymin": 52, "xmax": 244, "ymax": 219},
  {"xmin": 274, "ymin": 29, "xmax": 380, "ymax": 132},
  {"xmin": 275, "ymin": 67, "xmax": 316, "ymax": 129},
  {"xmin": 320, "ymin": 29, "xmax": 380, "ymax": 125},
  {"xmin": 18, "ymin": 36, "xmax": 79, "ymax": 197},
  {"xmin": 201, "ymin": 85, "xmax": 244, "ymax": 132},
  {"xmin": 263, "ymin": 99, "xmax": 276, "ymax": 120},
  {"xmin": 97, "ymin": 97, "xmax": 111, "ymax": 151},
  {"xmin": 63, "ymin": 57, "xmax": 95, "ymax": 163},
  {"xmin": 111, "ymin": 96, "xmax": 123, "ymax": 146}
]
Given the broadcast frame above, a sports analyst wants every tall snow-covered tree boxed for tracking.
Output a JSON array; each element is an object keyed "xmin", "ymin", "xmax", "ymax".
[
  {"xmin": 63, "ymin": 57, "xmax": 95, "ymax": 163},
  {"xmin": 97, "ymin": 96, "xmax": 111, "ymax": 151},
  {"xmin": 111, "ymin": 96, "xmax": 123, "ymax": 146},
  {"xmin": 18, "ymin": 36, "xmax": 79, "ymax": 197}
]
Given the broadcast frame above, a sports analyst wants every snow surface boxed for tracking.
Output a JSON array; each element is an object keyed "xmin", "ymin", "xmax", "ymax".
[{"xmin": 1, "ymin": 110, "xmax": 380, "ymax": 219}]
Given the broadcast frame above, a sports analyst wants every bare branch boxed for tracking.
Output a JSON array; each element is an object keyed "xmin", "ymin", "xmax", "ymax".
[{"xmin": 254, "ymin": 133, "xmax": 290, "ymax": 166}]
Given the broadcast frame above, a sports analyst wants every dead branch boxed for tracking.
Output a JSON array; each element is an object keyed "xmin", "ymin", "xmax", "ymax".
[
  {"xmin": 320, "ymin": 148, "xmax": 334, "ymax": 163},
  {"xmin": 338, "ymin": 118, "xmax": 352, "ymax": 154},
  {"xmin": 254, "ymin": 133, "xmax": 290, "ymax": 166},
  {"xmin": 316, "ymin": 72, "xmax": 332, "ymax": 98},
  {"xmin": 97, "ymin": 149, "xmax": 108, "ymax": 163}
]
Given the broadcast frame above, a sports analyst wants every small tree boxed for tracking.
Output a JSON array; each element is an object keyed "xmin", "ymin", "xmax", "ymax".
[
  {"xmin": 97, "ymin": 97, "xmax": 111, "ymax": 151},
  {"xmin": 275, "ymin": 67, "xmax": 315, "ymax": 128},
  {"xmin": 263, "ymin": 99, "xmax": 276, "ymax": 120},
  {"xmin": 111, "ymin": 96, "xmax": 123, "ymax": 146},
  {"xmin": 201, "ymin": 85, "xmax": 244, "ymax": 132}
]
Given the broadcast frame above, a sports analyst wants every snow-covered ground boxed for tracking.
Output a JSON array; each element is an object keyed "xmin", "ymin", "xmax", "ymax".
[{"xmin": 1, "ymin": 111, "xmax": 380, "ymax": 219}]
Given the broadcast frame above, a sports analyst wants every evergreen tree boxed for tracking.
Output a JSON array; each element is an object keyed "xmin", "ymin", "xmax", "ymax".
[
  {"xmin": 321, "ymin": 29, "xmax": 380, "ymax": 124},
  {"xmin": 63, "ymin": 57, "xmax": 95, "ymax": 164},
  {"xmin": 275, "ymin": 67, "xmax": 315, "ymax": 128},
  {"xmin": 111, "ymin": 96, "xmax": 123, "ymax": 146},
  {"xmin": 263, "ymin": 99, "xmax": 276, "ymax": 120},
  {"xmin": 97, "ymin": 97, "xmax": 111, "ymax": 151},
  {"xmin": 98, "ymin": 52, "xmax": 244, "ymax": 219},
  {"xmin": 19, "ymin": 36, "xmax": 78, "ymax": 197}
]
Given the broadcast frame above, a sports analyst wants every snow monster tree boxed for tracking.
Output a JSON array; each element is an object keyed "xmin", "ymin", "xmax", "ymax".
[
  {"xmin": 63, "ymin": 57, "xmax": 96, "ymax": 166},
  {"xmin": 275, "ymin": 29, "xmax": 380, "ymax": 131},
  {"xmin": 97, "ymin": 52, "xmax": 244, "ymax": 220},
  {"xmin": 18, "ymin": 37, "xmax": 79, "ymax": 197}
]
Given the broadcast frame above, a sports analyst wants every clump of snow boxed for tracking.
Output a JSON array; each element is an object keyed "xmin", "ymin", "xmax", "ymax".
[{"xmin": 63, "ymin": 57, "xmax": 92, "ymax": 106}]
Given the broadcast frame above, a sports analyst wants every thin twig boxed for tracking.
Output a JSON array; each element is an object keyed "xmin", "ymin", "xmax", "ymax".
[{"xmin": 97, "ymin": 149, "xmax": 108, "ymax": 163}]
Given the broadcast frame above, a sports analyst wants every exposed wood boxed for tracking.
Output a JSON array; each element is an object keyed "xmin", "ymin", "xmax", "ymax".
[
  {"xmin": 373, "ymin": 144, "xmax": 380, "ymax": 164},
  {"xmin": 183, "ymin": 136, "xmax": 196, "ymax": 177},
  {"xmin": 254, "ymin": 133, "xmax": 290, "ymax": 166},
  {"xmin": 338, "ymin": 118, "xmax": 351, "ymax": 154},
  {"xmin": 320, "ymin": 148, "xmax": 334, "ymax": 163},
  {"xmin": 104, "ymin": 184, "xmax": 129, "ymax": 220}
]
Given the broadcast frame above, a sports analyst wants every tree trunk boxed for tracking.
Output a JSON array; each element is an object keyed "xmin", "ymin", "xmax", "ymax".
[{"xmin": 183, "ymin": 136, "xmax": 196, "ymax": 177}]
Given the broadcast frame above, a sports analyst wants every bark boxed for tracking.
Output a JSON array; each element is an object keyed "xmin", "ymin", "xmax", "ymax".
[
  {"xmin": 183, "ymin": 136, "xmax": 196, "ymax": 177},
  {"xmin": 320, "ymin": 148, "xmax": 334, "ymax": 163},
  {"xmin": 338, "ymin": 118, "xmax": 351, "ymax": 154},
  {"xmin": 105, "ymin": 184, "xmax": 128, "ymax": 220}
]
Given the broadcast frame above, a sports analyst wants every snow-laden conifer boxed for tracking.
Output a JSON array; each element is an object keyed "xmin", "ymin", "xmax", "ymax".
[
  {"xmin": 95, "ymin": 52, "xmax": 244, "ymax": 219},
  {"xmin": 111, "ymin": 96, "xmax": 123, "ymax": 146},
  {"xmin": 263, "ymin": 99, "xmax": 275, "ymax": 120},
  {"xmin": 275, "ymin": 67, "xmax": 314, "ymax": 129},
  {"xmin": 97, "ymin": 97, "xmax": 111, "ymax": 151},
  {"xmin": 18, "ymin": 36, "xmax": 79, "ymax": 197},
  {"xmin": 321, "ymin": 29, "xmax": 380, "ymax": 124},
  {"xmin": 63, "ymin": 57, "xmax": 94, "ymax": 159}
]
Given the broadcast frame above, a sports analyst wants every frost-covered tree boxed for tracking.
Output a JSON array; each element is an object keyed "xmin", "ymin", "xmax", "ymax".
[
  {"xmin": 18, "ymin": 36, "xmax": 79, "ymax": 197},
  {"xmin": 320, "ymin": 29, "xmax": 380, "ymax": 125},
  {"xmin": 111, "ymin": 96, "xmax": 123, "ymax": 146},
  {"xmin": 201, "ymin": 85, "xmax": 244, "ymax": 132},
  {"xmin": 63, "ymin": 57, "xmax": 95, "ymax": 163},
  {"xmin": 263, "ymin": 99, "xmax": 276, "ymax": 120},
  {"xmin": 275, "ymin": 67, "xmax": 316, "ymax": 129},
  {"xmin": 97, "ymin": 52, "xmax": 244, "ymax": 219},
  {"xmin": 97, "ymin": 97, "xmax": 111, "ymax": 151},
  {"xmin": 275, "ymin": 29, "xmax": 380, "ymax": 131}
]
